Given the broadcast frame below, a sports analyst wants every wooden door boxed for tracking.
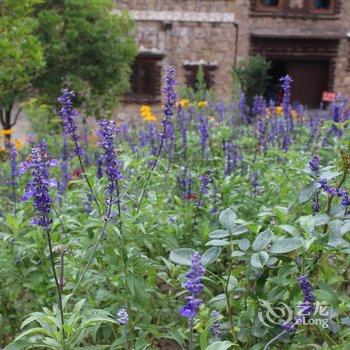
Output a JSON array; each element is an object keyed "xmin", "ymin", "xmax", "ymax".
[{"xmin": 287, "ymin": 60, "xmax": 329, "ymax": 108}]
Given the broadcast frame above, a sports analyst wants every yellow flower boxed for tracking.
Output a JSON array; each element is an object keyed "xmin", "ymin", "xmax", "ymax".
[
  {"xmin": 275, "ymin": 106, "xmax": 283, "ymax": 116},
  {"xmin": 14, "ymin": 139, "xmax": 22, "ymax": 149},
  {"xmin": 197, "ymin": 101, "xmax": 208, "ymax": 108},
  {"xmin": 0, "ymin": 129, "xmax": 13, "ymax": 136},
  {"xmin": 179, "ymin": 99, "xmax": 190, "ymax": 108},
  {"xmin": 140, "ymin": 105, "xmax": 157, "ymax": 122}
]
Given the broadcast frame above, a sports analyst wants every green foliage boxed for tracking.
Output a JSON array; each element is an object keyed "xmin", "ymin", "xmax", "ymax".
[
  {"xmin": 235, "ymin": 55, "xmax": 271, "ymax": 105},
  {"xmin": 1, "ymin": 95, "xmax": 350, "ymax": 349},
  {"xmin": 0, "ymin": 0, "xmax": 137, "ymax": 131},
  {"xmin": 0, "ymin": 0, "xmax": 45, "ymax": 128},
  {"xmin": 179, "ymin": 66, "xmax": 215, "ymax": 102},
  {"xmin": 34, "ymin": 0, "xmax": 137, "ymax": 116}
]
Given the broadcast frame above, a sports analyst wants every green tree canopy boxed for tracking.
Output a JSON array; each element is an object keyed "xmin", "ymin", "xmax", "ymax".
[
  {"xmin": 235, "ymin": 55, "xmax": 271, "ymax": 106},
  {"xmin": 0, "ymin": 0, "xmax": 45, "ymax": 130},
  {"xmin": 0, "ymin": 0, "xmax": 137, "ymax": 132},
  {"xmin": 35, "ymin": 0, "xmax": 137, "ymax": 116}
]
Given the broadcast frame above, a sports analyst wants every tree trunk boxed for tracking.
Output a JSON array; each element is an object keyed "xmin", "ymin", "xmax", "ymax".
[{"xmin": 1, "ymin": 105, "xmax": 13, "ymax": 143}]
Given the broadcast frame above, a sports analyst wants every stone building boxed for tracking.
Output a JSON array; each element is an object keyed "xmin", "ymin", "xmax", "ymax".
[{"xmin": 114, "ymin": 0, "xmax": 350, "ymax": 109}]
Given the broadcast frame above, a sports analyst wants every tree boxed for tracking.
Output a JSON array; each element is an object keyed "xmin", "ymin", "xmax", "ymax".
[
  {"xmin": 34, "ymin": 0, "xmax": 137, "ymax": 116},
  {"xmin": 0, "ymin": 0, "xmax": 137, "ymax": 135},
  {"xmin": 0, "ymin": 0, "xmax": 45, "ymax": 134},
  {"xmin": 235, "ymin": 55, "xmax": 271, "ymax": 106}
]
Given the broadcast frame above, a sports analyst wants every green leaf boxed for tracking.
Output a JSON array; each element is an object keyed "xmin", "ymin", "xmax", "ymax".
[
  {"xmin": 251, "ymin": 252, "xmax": 269, "ymax": 269},
  {"xmin": 230, "ymin": 225, "xmax": 249, "ymax": 236},
  {"xmin": 201, "ymin": 247, "xmax": 221, "ymax": 266},
  {"xmin": 205, "ymin": 239, "xmax": 229, "ymax": 247},
  {"xmin": 278, "ymin": 225, "xmax": 299, "ymax": 237},
  {"xmin": 209, "ymin": 229, "xmax": 230, "ymax": 239},
  {"xmin": 252, "ymin": 229, "xmax": 273, "ymax": 251},
  {"xmin": 299, "ymin": 215, "xmax": 315, "ymax": 234},
  {"xmin": 205, "ymin": 341, "xmax": 233, "ymax": 350},
  {"xmin": 299, "ymin": 182, "xmax": 317, "ymax": 203},
  {"xmin": 169, "ymin": 248, "xmax": 196, "ymax": 265},
  {"xmin": 269, "ymin": 238, "xmax": 303, "ymax": 254},
  {"xmin": 238, "ymin": 238, "xmax": 250, "ymax": 251},
  {"xmin": 231, "ymin": 251, "xmax": 245, "ymax": 257},
  {"xmin": 219, "ymin": 208, "xmax": 237, "ymax": 230}
]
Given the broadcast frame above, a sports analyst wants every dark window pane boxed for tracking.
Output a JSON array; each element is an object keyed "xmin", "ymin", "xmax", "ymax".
[
  {"xmin": 260, "ymin": 0, "xmax": 279, "ymax": 7},
  {"xmin": 313, "ymin": 0, "xmax": 331, "ymax": 9},
  {"xmin": 130, "ymin": 57, "xmax": 161, "ymax": 96},
  {"xmin": 184, "ymin": 65, "xmax": 216, "ymax": 91}
]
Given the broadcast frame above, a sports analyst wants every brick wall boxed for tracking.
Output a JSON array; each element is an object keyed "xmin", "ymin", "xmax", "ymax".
[{"xmin": 114, "ymin": 0, "xmax": 350, "ymax": 115}]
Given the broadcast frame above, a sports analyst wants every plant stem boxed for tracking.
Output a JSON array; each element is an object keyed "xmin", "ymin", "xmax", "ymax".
[
  {"xmin": 224, "ymin": 257, "xmax": 235, "ymax": 337},
  {"xmin": 74, "ymin": 140, "xmax": 101, "ymax": 216},
  {"xmin": 189, "ymin": 317, "xmax": 194, "ymax": 350},
  {"xmin": 263, "ymin": 330, "xmax": 287, "ymax": 350},
  {"xmin": 46, "ymin": 229, "xmax": 65, "ymax": 348},
  {"xmin": 73, "ymin": 197, "xmax": 112, "ymax": 293},
  {"xmin": 136, "ymin": 124, "xmax": 166, "ymax": 212},
  {"xmin": 52, "ymin": 204, "xmax": 68, "ymax": 241},
  {"xmin": 311, "ymin": 169, "xmax": 348, "ymax": 276},
  {"xmin": 116, "ymin": 181, "xmax": 133, "ymax": 349},
  {"xmin": 190, "ymin": 186, "xmax": 204, "ymax": 236}
]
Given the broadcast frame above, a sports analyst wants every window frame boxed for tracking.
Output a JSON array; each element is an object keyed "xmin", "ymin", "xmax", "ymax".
[
  {"xmin": 127, "ymin": 52, "xmax": 164, "ymax": 104},
  {"xmin": 310, "ymin": 0, "xmax": 336, "ymax": 14},
  {"xmin": 183, "ymin": 64, "xmax": 217, "ymax": 91},
  {"xmin": 255, "ymin": 0, "xmax": 284, "ymax": 12}
]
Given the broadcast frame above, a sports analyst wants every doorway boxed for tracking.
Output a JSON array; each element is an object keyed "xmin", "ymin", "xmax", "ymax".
[{"xmin": 267, "ymin": 59, "xmax": 330, "ymax": 108}]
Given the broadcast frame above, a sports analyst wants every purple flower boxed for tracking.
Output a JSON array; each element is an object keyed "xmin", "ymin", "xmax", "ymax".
[
  {"xmin": 20, "ymin": 142, "xmax": 58, "ymax": 229},
  {"xmin": 163, "ymin": 67, "xmax": 177, "ymax": 118},
  {"xmin": 198, "ymin": 115, "xmax": 209, "ymax": 155},
  {"xmin": 238, "ymin": 92, "xmax": 248, "ymax": 124},
  {"xmin": 162, "ymin": 67, "xmax": 177, "ymax": 141},
  {"xmin": 138, "ymin": 130, "xmax": 147, "ymax": 148},
  {"xmin": 210, "ymin": 310, "xmax": 221, "ymax": 337},
  {"xmin": 117, "ymin": 307, "xmax": 128, "ymax": 325},
  {"xmin": 96, "ymin": 119, "xmax": 123, "ymax": 196},
  {"xmin": 251, "ymin": 172, "xmax": 260, "ymax": 194},
  {"xmin": 57, "ymin": 89, "xmax": 81, "ymax": 155},
  {"xmin": 309, "ymin": 112, "xmax": 320, "ymax": 140},
  {"xmin": 180, "ymin": 252, "xmax": 205, "ymax": 318},
  {"xmin": 319, "ymin": 179, "xmax": 349, "ymax": 207},
  {"xmin": 309, "ymin": 156, "xmax": 320, "ymax": 173},
  {"xmin": 224, "ymin": 141, "xmax": 236, "ymax": 176},
  {"xmin": 177, "ymin": 106, "xmax": 188, "ymax": 161},
  {"xmin": 253, "ymin": 95, "xmax": 266, "ymax": 117},
  {"xmin": 58, "ymin": 134, "xmax": 70, "ymax": 196},
  {"xmin": 281, "ymin": 274, "xmax": 315, "ymax": 332},
  {"xmin": 297, "ymin": 274, "xmax": 315, "ymax": 316},
  {"xmin": 279, "ymin": 75, "xmax": 293, "ymax": 119},
  {"xmin": 95, "ymin": 152, "xmax": 103, "ymax": 179},
  {"xmin": 7, "ymin": 141, "xmax": 18, "ymax": 188}
]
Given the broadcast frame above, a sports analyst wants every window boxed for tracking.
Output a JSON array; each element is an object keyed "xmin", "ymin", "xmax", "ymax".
[
  {"xmin": 260, "ymin": 0, "xmax": 279, "ymax": 6},
  {"xmin": 254, "ymin": 0, "xmax": 283, "ymax": 12},
  {"xmin": 311, "ymin": 0, "xmax": 335, "ymax": 13},
  {"xmin": 313, "ymin": 0, "xmax": 331, "ymax": 9},
  {"xmin": 184, "ymin": 64, "xmax": 217, "ymax": 91},
  {"xmin": 252, "ymin": 0, "xmax": 339, "ymax": 15},
  {"xmin": 128, "ymin": 53, "xmax": 163, "ymax": 102}
]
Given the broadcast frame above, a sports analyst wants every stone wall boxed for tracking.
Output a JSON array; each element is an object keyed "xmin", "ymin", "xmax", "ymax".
[
  {"xmin": 114, "ymin": 0, "xmax": 241, "ymax": 111},
  {"xmin": 114, "ymin": 0, "xmax": 350, "ymax": 116}
]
